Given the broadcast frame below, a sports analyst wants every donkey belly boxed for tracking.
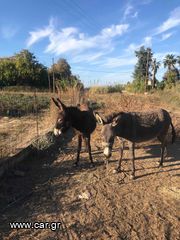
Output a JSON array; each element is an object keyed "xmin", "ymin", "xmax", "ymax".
[
  {"xmin": 119, "ymin": 125, "xmax": 164, "ymax": 143},
  {"xmin": 134, "ymin": 125, "xmax": 163, "ymax": 142}
]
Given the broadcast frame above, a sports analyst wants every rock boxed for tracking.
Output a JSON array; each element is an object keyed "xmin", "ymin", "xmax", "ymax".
[{"xmin": 78, "ymin": 191, "xmax": 91, "ymax": 200}]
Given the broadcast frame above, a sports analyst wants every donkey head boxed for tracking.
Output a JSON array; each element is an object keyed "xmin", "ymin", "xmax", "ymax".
[
  {"xmin": 52, "ymin": 98, "xmax": 71, "ymax": 136},
  {"xmin": 95, "ymin": 112, "xmax": 123, "ymax": 158}
]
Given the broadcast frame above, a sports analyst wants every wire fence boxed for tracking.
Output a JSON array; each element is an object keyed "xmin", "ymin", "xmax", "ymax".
[{"xmin": 0, "ymin": 85, "xmax": 85, "ymax": 161}]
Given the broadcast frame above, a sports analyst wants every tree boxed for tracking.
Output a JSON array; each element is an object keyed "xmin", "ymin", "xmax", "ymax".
[
  {"xmin": 49, "ymin": 58, "xmax": 72, "ymax": 84},
  {"xmin": 177, "ymin": 56, "xmax": 180, "ymax": 66},
  {"xmin": 163, "ymin": 54, "xmax": 179, "ymax": 86},
  {"xmin": 163, "ymin": 54, "xmax": 177, "ymax": 70},
  {"xmin": 177, "ymin": 56, "xmax": 180, "ymax": 80},
  {"xmin": 0, "ymin": 58, "xmax": 17, "ymax": 86},
  {"xmin": 151, "ymin": 58, "xmax": 160, "ymax": 88},
  {"xmin": 133, "ymin": 46, "xmax": 153, "ymax": 91},
  {"xmin": 49, "ymin": 58, "xmax": 81, "ymax": 90},
  {"xmin": 0, "ymin": 49, "xmax": 48, "ymax": 88},
  {"xmin": 15, "ymin": 49, "xmax": 48, "ymax": 86}
]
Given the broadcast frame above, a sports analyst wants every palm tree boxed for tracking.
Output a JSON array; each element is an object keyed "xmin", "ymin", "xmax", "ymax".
[
  {"xmin": 163, "ymin": 54, "xmax": 177, "ymax": 70},
  {"xmin": 163, "ymin": 55, "xmax": 179, "ymax": 85},
  {"xmin": 176, "ymin": 56, "xmax": 180, "ymax": 81},
  {"xmin": 151, "ymin": 58, "xmax": 160, "ymax": 88},
  {"xmin": 177, "ymin": 56, "xmax": 180, "ymax": 66}
]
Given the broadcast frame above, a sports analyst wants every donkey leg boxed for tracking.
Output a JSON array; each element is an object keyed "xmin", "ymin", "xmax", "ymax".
[
  {"xmin": 159, "ymin": 142, "xmax": 166, "ymax": 167},
  {"xmin": 83, "ymin": 136, "xmax": 88, "ymax": 152},
  {"xmin": 129, "ymin": 141, "xmax": 135, "ymax": 179},
  {"xmin": 74, "ymin": 135, "xmax": 82, "ymax": 166},
  {"xmin": 115, "ymin": 138, "xmax": 124, "ymax": 173},
  {"xmin": 87, "ymin": 136, "xmax": 94, "ymax": 167},
  {"xmin": 157, "ymin": 132, "xmax": 168, "ymax": 168}
]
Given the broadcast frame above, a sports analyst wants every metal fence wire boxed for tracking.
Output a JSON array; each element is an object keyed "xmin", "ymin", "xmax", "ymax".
[{"xmin": 0, "ymin": 86, "xmax": 83, "ymax": 161}]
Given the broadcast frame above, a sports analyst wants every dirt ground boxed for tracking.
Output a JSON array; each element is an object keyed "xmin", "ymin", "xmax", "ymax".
[{"xmin": 0, "ymin": 93, "xmax": 179, "ymax": 240}]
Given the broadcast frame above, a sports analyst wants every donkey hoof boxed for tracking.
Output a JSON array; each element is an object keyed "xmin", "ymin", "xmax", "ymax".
[{"xmin": 158, "ymin": 164, "xmax": 163, "ymax": 168}]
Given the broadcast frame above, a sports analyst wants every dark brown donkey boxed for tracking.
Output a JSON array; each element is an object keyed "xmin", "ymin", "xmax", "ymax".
[
  {"xmin": 95, "ymin": 109, "xmax": 176, "ymax": 179},
  {"xmin": 52, "ymin": 98, "xmax": 96, "ymax": 166}
]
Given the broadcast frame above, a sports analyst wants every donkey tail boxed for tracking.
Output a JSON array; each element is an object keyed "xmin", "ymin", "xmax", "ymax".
[{"xmin": 171, "ymin": 122, "xmax": 176, "ymax": 144}]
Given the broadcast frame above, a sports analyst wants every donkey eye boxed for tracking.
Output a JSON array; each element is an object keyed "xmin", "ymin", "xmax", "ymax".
[{"xmin": 58, "ymin": 119, "xmax": 63, "ymax": 123}]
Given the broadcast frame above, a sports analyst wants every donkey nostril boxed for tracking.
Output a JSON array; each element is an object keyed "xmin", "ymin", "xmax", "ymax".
[{"xmin": 54, "ymin": 128, "xmax": 61, "ymax": 136}]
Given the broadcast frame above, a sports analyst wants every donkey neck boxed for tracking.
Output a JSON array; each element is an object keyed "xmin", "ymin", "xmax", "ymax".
[{"xmin": 66, "ymin": 107, "xmax": 83, "ymax": 129}]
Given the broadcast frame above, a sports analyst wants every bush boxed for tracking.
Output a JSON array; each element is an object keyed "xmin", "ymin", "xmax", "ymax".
[
  {"xmin": 157, "ymin": 83, "xmax": 180, "ymax": 108},
  {"xmin": 0, "ymin": 93, "xmax": 50, "ymax": 117},
  {"xmin": 89, "ymin": 84, "xmax": 123, "ymax": 94},
  {"xmin": 125, "ymin": 79, "xmax": 145, "ymax": 93},
  {"xmin": 164, "ymin": 71, "xmax": 177, "ymax": 88},
  {"xmin": 1, "ymin": 86, "xmax": 49, "ymax": 92},
  {"xmin": 156, "ymin": 80, "xmax": 165, "ymax": 90}
]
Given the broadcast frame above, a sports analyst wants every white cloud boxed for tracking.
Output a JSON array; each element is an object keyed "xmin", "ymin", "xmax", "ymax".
[
  {"xmin": 126, "ymin": 36, "xmax": 152, "ymax": 53},
  {"xmin": 154, "ymin": 51, "xmax": 179, "ymax": 61},
  {"xmin": 161, "ymin": 32, "xmax": 174, "ymax": 41},
  {"xmin": 27, "ymin": 18, "xmax": 129, "ymax": 56},
  {"xmin": 101, "ymin": 24, "xmax": 129, "ymax": 37},
  {"xmin": 103, "ymin": 56, "xmax": 136, "ymax": 68},
  {"xmin": 155, "ymin": 6, "xmax": 180, "ymax": 34},
  {"xmin": 71, "ymin": 49, "xmax": 113, "ymax": 64},
  {"xmin": 123, "ymin": 3, "xmax": 138, "ymax": 20},
  {"xmin": 144, "ymin": 36, "xmax": 152, "ymax": 46},
  {"xmin": 98, "ymin": 72, "xmax": 133, "ymax": 85},
  {"xmin": 27, "ymin": 17, "xmax": 54, "ymax": 47},
  {"xmin": 1, "ymin": 25, "xmax": 18, "ymax": 39}
]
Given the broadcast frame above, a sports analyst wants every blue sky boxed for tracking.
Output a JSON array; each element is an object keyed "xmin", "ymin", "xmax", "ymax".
[{"xmin": 0, "ymin": 0, "xmax": 180, "ymax": 86}]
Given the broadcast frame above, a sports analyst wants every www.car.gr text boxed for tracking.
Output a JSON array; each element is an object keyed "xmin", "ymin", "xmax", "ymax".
[{"xmin": 9, "ymin": 221, "xmax": 61, "ymax": 231}]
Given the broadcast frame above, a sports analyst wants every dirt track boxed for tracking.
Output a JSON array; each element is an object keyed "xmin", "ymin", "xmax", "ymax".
[{"xmin": 0, "ymin": 94, "xmax": 180, "ymax": 240}]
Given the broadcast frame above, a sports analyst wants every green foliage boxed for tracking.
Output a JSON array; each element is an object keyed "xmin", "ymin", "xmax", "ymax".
[
  {"xmin": 89, "ymin": 84, "xmax": 123, "ymax": 94},
  {"xmin": 1, "ymin": 86, "xmax": 49, "ymax": 92},
  {"xmin": 156, "ymin": 80, "xmax": 165, "ymax": 90},
  {"xmin": 162, "ymin": 54, "xmax": 180, "ymax": 88},
  {"xmin": 157, "ymin": 83, "xmax": 180, "ymax": 108},
  {"xmin": 133, "ymin": 46, "xmax": 153, "ymax": 84},
  {"xmin": 49, "ymin": 58, "xmax": 83, "ymax": 89},
  {"xmin": 163, "ymin": 54, "xmax": 177, "ymax": 70},
  {"xmin": 0, "ymin": 58, "xmax": 17, "ymax": 86},
  {"xmin": 0, "ymin": 93, "xmax": 50, "ymax": 117},
  {"xmin": 125, "ymin": 78, "xmax": 145, "ymax": 93},
  {"xmin": 163, "ymin": 70, "xmax": 178, "ymax": 88},
  {"xmin": 0, "ymin": 50, "xmax": 48, "ymax": 88}
]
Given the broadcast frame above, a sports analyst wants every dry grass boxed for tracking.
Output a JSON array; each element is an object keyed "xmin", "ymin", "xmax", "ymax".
[
  {"xmin": 1, "ymin": 88, "xmax": 180, "ymax": 160},
  {"xmin": 0, "ymin": 86, "xmax": 83, "ymax": 159}
]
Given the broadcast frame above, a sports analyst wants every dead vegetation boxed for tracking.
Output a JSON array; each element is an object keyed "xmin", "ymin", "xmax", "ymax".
[{"xmin": 0, "ymin": 91, "xmax": 179, "ymax": 240}]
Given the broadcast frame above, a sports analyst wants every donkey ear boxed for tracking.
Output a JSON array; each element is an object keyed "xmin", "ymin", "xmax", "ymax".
[
  {"xmin": 95, "ymin": 112, "xmax": 106, "ymax": 125},
  {"xmin": 111, "ymin": 114, "xmax": 122, "ymax": 127},
  {"xmin": 57, "ymin": 98, "xmax": 66, "ymax": 110},
  {"xmin": 52, "ymin": 97, "xmax": 60, "ymax": 108},
  {"xmin": 52, "ymin": 97, "xmax": 66, "ymax": 110}
]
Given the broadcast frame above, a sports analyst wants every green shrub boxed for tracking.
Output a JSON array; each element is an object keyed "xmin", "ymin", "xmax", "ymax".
[
  {"xmin": 125, "ymin": 79, "xmax": 145, "ymax": 93},
  {"xmin": 89, "ymin": 84, "xmax": 123, "ymax": 94},
  {"xmin": 157, "ymin": 83, "xmax": 180, "ymax": 108},
  {"xmin": 1, "ymin": 86, "xmax": 49, "ymax": 92},
  {"xmin": 0, "ymin": 93, "xmax": 50, "ymax": 117}
]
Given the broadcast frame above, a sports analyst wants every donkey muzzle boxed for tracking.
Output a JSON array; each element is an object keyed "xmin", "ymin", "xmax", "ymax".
[
  {"xmin": 103, "ymin": 147, "xmax": 112, "ymax": 158},
  {"xmin": 53, "ymin": 128, "xmax": 62, "ymax": 136}
]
